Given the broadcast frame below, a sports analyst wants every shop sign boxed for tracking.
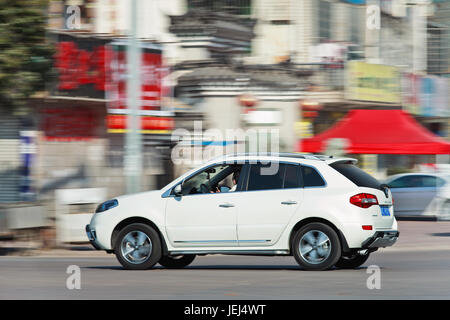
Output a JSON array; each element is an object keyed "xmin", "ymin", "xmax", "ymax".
[
  {"xmin": 243, "ymin": 110, "xmax": 282, "ymax": 125},
  {"xmin": 106, "ymin": 40, "xmax": 172, "ymax": 133},
  {"xmin": 431, "ymin": 76, "xmax": 448, "ymax": 117},
  {"xmin": 346, "ymin": 61, "xmax": 401, "ymax": 104},
  {"xmin": 40, "ymin": 107, "xmax": 102, "ymax": 141},
  {"xmin": 418, "ymin": 75, "xmax": 449, "ymax": 117},
  {"xmin": 401, "ymin": 73, "xmax": 420, "ymax": 115},
  {"xmin": 107, "ymin": 40, "xmax": 164, "ymax": 112},
  {"xmin": 106, "ymin": 115, "xmax": 174, "ymax": 133},
  {"xmin": 51, "ymin": 33, "xmax": 110, "ymax": 100}
]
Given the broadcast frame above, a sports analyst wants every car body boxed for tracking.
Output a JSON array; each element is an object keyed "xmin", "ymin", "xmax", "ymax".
[
  {"xmin": 86, "ymin": 153, "xmax": 399, "ymax": 270},
  {"xmin": 383, "ymin": 173, "xmax": 450, "ymax": 220}
]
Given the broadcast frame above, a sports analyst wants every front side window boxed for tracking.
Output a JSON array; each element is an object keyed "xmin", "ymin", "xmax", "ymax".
[{"xmin": 179, "ymin": 163, "xmax": 243, "ymax": 195}]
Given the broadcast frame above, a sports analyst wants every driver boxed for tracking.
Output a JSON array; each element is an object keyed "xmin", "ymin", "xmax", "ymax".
[
  {"xmin": 211, "ymin": 169, "xmax": 240, "ymax": 193},
  {"xmin": 229, "ymin": 170, "xmax": 240, "ymax": 192}
]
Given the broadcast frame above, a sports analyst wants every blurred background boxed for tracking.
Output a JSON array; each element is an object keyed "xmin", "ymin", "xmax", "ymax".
[{"xmin": 0, "ymin": 0, "xmax": 449, "ymax": 249}]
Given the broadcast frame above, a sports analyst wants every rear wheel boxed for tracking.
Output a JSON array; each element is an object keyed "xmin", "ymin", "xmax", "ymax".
[
  {"xmin": 292, "ymin": 223, "xmax": 341, "ymax": 271},
  {"xmin": 335, "ymin": 253, "xmax": 370, "ymax": 269},
  {"xmin": 439, "ymin": 201, "xmax": 450, "ymax": 221},
  {"xmin": 114, "ymin": 223, "xmax": 162, "ymax": 270},
  {"xmin": 159, "ymin": 255, "xmax": 196, "ymax": 269}
]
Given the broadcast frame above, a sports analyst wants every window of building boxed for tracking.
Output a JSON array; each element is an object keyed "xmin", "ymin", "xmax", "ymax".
[
  {"xmin": 318, "ymin": 0, "xmax": 331, "ymax": 40},
  {"xmin": 187, "ymin": 0, "xmax": 251, "ymax": 15}
]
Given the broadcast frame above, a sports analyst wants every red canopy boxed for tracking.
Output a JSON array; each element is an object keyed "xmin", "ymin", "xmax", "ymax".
[{"xmin": 299, "ymin": 109, "xmax": 450, "ymax": 154}]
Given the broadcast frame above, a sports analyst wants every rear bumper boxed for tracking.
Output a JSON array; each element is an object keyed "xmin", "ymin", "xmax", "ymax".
[
  {"xmin": 362, "ymin": 230, "xmax": 399, "ymax": 249},
  {"xmin": 85, "ymin": 224, "xmax": 102, "ymax": 250}
]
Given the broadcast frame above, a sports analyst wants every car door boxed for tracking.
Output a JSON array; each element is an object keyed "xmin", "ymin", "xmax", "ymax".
[
  {"xmin": 235, "ymin": 162, "xmax": 303, "ymax": 246},
  {"xmin": 388, "ymin": 175, "xmax": 428, "ymax": 216},
  {"xmin": 415, "ymin": 175, "xmax": 444, "ymax": 214},
  {"xmin": 165, "ymin": 163, "xmax": 241, "ymax": 248}
]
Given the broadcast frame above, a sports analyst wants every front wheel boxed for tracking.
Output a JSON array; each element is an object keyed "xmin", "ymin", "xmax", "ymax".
[
  {"xmin": 335, "ymin": 253, "xmax": 370, "ymax": 269},
  {"xmin": 159, "ymin": 255, "xmax": 196, "ymax": 269},
  {"xmin": 114, "ymin": 223, "xmax": 162, "ymax": 270},
  {"xmin": 292, "ymin": 223, "xmax": 341, "ymax": 271}
]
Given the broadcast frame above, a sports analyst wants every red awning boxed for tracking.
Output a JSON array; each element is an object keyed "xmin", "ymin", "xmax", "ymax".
[{"xmin": 300, "ymin": 109, "xmax": 450, "ymax": 154}]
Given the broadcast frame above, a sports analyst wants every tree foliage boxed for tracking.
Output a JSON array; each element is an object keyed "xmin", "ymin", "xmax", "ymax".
[{"xmin": 0, "ymin": 0, "xmax": 53, "ymax": 109}]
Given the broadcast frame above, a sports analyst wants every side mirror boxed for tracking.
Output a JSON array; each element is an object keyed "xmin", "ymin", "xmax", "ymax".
[{"xmin": 173, "ymin": 184, "xmax": 183, "ymax": 197}]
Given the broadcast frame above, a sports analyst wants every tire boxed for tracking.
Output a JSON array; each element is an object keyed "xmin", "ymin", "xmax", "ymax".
[
  {"xmin": 438, "ymin": 201, "xmax": 450, "ymax": 221},
  {"xmin": 114, "ymin": 223, "xmax": 162, "ymax": 270},
  {"xmin": 292, "ymin": 222, "xmax": 341, "ymax": 271},
  {"xmin": 335, "ymin": 253, "xmax": 370, "ymax": 269},
  {"xmin": 159, "ymin": 254, "xmax": 196, "ymax": 269}
]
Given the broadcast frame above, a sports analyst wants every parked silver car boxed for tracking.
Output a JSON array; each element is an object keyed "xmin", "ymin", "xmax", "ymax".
[{"xmin": 383, "ymin": 173, "xmax": 450, "ymax": 220}]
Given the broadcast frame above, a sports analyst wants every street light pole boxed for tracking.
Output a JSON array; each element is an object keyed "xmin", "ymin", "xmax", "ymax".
[{"xmin": 124, "ymin": 0, "xmax": 142, "ymax": 194}]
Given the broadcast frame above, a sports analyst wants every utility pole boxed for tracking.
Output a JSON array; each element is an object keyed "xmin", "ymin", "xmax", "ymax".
[
  {"xmin": 124, "ymin": 0, "xmax": 143, "ymax": 194},
  {"xmin": 410, "ymin": 1, "xmax": 428, "ymax": 73}
]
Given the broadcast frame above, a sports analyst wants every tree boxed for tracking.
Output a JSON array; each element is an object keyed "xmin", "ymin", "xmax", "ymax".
[{"xmin": 0, "ymin": 0, "xmax": 53, "ymax": 111}]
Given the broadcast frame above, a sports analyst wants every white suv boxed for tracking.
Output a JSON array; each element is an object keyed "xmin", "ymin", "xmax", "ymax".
[{"xmin": 86, "ymin": 153, "xmax": 399, "ymax": 271}]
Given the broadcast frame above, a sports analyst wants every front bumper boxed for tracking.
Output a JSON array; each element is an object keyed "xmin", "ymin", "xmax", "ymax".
[
  {"xmin": 362, "ymin": 230, "xmax": 399, "ymax": 249},
  {"xmin": 85, "ymin": 224, "xmax": 101, "ymax": 250}
]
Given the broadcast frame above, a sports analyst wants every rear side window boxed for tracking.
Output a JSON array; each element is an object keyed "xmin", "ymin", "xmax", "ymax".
[
  {"xmin": 246, "ymin": 163, "xmax": 301, "ymax": 191},
  {"xmin": 301, "ymin": 166, "xmax": 326, "ymax": 187},
  {"xmin": 284, "ymin": 164, "xmax": 301, "ymax": 189},
  {"xmin": 330, "ymin": 163, "xmax": 380, "ymax": 189},
  {"xmin": 421, "ymin": 176, "xmax": 446, "ymax": 188}
]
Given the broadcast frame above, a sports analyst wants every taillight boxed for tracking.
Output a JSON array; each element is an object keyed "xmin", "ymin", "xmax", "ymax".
[{"xmin": 350, "ymin": 193, "xmax": 378, "ymax": 208}]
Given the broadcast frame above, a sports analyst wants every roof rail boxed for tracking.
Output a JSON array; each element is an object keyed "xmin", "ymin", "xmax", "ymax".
[{"xmin": 220, "ymin": 152, "xmax": 331, "ymax": 161}]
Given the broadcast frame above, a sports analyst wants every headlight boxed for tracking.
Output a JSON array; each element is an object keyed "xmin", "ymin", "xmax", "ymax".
[{"xmin": 95, "ymin": 199, "xmax": 118, "ymax": 213}]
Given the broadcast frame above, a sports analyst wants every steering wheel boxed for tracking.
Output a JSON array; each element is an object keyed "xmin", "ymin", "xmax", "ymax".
[{"xmin": 199, "ymin": 184, "xmax": 210, "ymax": 194}]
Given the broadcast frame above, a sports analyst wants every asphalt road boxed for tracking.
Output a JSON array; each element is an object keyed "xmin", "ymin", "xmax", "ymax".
[{"xmin": 1, "ymin": 221, "xmax": 450, "ymax": 300}]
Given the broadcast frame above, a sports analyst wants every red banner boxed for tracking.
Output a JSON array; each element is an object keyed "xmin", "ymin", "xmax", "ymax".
[
  {"xmin": 40, "ymin": 107, "xmax": 102, "ymax": 141},
  {"xmin": 52, "ymin": 34, "xmax": 111, "ymax": 99},
  {"xmin": 107, "ymin": 115, "xmax": 174, "ymax": 131},
  {"xmin": 107, "ymin": 42, "xmax": 163, "ymax": 111}
]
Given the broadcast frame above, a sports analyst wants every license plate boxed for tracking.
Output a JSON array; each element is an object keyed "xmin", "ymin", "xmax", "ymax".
[{"xmin": 380, "ymin": 206, "xmax": 391, "ymax": 216}]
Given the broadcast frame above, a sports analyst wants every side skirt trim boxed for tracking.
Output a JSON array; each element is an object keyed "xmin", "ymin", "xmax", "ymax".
[{"xmin": 168, "ymin": 250, "xmax": 291, "ymax": 256}]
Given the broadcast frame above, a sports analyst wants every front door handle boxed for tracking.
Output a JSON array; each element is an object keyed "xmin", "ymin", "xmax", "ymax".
[
  {"xmin": 219, "ymin": 203, "xmax": 235, "ymax": 208},
  {"xmin": 281, "ymin": 200, "xmax": 297, "ymax": 205}
]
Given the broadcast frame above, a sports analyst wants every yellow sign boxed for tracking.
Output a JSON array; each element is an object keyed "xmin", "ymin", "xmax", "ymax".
[
  {"xmin": 346, "ymin": 61, "xmax": 400, "ymax": 104},
  {"xmin": 294, "ymin": 121, "xmax": 313, "ymax": 139}
]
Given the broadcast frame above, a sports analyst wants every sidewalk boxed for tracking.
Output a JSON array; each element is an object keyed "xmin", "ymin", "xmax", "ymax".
[{"xmin": 1, "ymin": 221, "xmax": 450, "ymax": 257}]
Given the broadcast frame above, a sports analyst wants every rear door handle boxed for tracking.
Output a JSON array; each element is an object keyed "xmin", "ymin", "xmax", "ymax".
[
  {"xmin": 219, "ymin": 203, "xmax": 235, "ymax": 208},
  {"xmin": 281, "ymin": 200, "xmax": 297, "ymax": 205}
]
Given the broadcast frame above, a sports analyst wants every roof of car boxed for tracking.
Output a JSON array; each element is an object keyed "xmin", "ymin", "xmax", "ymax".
[
  {"xmin": 217, "ymin": 153, "xmax": 357, "ymax": 164},
  {"xmin": 384, "ymin": 172, "xmax": 450, "ymax": 182}
]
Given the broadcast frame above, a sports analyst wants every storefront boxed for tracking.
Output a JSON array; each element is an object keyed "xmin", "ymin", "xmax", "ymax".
[
  {"xmin": 35, "ymin": 32, "xmax": 175, "ymax": 203},
  {"xmin": 299, "ymin": 109, "xmax": 450, "ymax": 177}
]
